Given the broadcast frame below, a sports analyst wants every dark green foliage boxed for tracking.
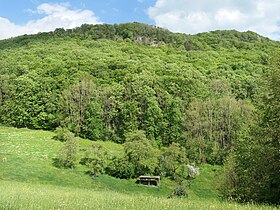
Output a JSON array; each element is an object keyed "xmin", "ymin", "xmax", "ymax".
[
  {"xmin": 106, "ymin": 157, "xmax": 135, "ymax": 179},
  {"xmin": 169, "ymin": 185, "xmax": 188, "ymax": 198},
  {"xmin": 220, "ymin": 52, "xmax": 280, "ymax": 204},
  {"xmin": 174, "ymin": 165, "xmax": 190, "ymax": 184},
  {"xmin": 184, "ymin": 37, "xmax": 204, "ymax": 51}
]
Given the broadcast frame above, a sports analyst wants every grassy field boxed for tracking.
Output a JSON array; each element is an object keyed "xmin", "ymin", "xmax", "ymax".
[{"xmin": 0, "ymin": 126, "xmax": 278, "ymax": 209}]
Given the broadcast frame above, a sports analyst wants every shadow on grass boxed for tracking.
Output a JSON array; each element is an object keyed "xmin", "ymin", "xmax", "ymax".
[{"xmin": 52, "ymin": 157, "xmax": 64, "ymax": 168}]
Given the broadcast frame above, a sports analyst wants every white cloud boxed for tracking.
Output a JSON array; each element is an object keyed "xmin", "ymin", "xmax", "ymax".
[
  {"xmin": 0, "ymin": 3, "xmax": 102, "ymax": 40},
  {"xmin": 147, "ymin": 0, "xmax": 280, "ymax": 40},
  {"xmin": 214, "ymin": 9, "xmax": 243, "ymax": 24}
]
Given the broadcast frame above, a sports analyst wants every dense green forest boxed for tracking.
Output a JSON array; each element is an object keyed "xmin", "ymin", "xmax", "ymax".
[{"xmin": 0, "ymin": 22, "xmax": 279, "ymax": 204}]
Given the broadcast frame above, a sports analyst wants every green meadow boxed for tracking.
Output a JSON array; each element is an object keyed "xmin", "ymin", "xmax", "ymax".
[{"xmin": 0, "ymin": 126, "xmax": 277, "ymax": 209}]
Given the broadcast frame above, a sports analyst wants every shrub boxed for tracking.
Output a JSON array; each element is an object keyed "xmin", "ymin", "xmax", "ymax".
[
  {"xmin": 54, "ymin": 132, "xmax": 79, "ymax": 169},
  {"xmin": 218, "ymin": 153, "xmax": 238, "ymax": 200},
  {"xmin": 169, "ymin": 185, "xmax": 188, "ymax": 198},
  {"xmin": 54, "ymin": 127, "xmax": 74, "ymax": 142},
  {"xmin": 106, "ymin": 156, "xmax": 135, "ymax": 179},
  {"xmin": 174, "ymin": 165, "xmax": 190, "ymax": 184},
  {"xmin": 81, "ymin": 145, "xmax": 109, "ymax": 177}
]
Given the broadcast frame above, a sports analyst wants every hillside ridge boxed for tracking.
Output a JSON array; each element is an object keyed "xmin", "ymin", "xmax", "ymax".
[{"xmin": 0, "ymin": 22, "xmax": 277, "ymax": 50}]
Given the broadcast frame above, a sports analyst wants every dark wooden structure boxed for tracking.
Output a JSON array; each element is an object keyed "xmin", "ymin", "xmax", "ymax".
[{"xmin": 139, "ymin": 176, "xmax": 160, "ymax": 186}]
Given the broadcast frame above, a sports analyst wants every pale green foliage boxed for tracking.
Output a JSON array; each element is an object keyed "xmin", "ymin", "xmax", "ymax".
[
  {"xmin": 82, "ymin": 145, "xmax": 109, "ymax": 177},
  {"xmin": 54, "ymin": 127, "xmax": 73, "ymax": 142},
  {"xmin": 60, "ymin": 76, "xmax": 97, "ymax": 134},
  {"xmin": 174, "ymin": 165, "xmax": 190, "ymax": 184},
  {"xmin": 159, "ymin": 143, "xmax": 187, "ymax": 177},
  {"xmin": 184, "ymin": 83, "xmax": 254, "ymax": 164},
  {"xmin": 56, "ymin": 131, "xmax": 79, "ymax": 168},
  {"xmin": 125, "ymin": 130, "xmax": 147, "ymax": 143},
  {"xmin": 218, "ymin": 153, "xmax": 238, "ymax": 199}
]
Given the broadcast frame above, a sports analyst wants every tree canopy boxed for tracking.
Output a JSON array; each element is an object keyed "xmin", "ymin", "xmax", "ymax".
[{"xmin": 0, "ymin": 22, "xmax": 279, "ymax": 203}]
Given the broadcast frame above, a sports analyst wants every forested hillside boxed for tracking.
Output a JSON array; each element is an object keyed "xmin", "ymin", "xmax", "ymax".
[{"xmin": 0, "ymin": 22, "xmax": 279, "ymax": 204}]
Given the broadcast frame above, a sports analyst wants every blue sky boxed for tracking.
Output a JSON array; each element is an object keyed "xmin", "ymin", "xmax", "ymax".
[
  {"xmin": 0, "ymin": 0, "xmax": 279, "ymax": 40},
  {"xmin": 0, "ymin": 0, "xmax": 156, "ymax": 25}
]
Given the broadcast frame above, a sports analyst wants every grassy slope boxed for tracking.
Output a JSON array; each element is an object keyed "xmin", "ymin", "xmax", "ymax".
[{"xmin": 0, "ymin": 127, "xmax": 276, "ymax": 209}]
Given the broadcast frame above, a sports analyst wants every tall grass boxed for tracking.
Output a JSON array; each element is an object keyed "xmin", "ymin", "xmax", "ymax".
[{"xmin": 0, "ymin": 180, "xmax": 276, "ymax": 210}]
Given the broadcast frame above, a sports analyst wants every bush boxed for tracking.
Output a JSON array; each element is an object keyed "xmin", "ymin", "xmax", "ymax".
[
  {"xmin": 106, "ymin": 156, "xmax": 135, "ymax": 179},
  {"xmin": 169, "ymin": 185, "xmax": 188, "ymax": 198},
  {"xmin": 54, "ymin": 132, "xmax": 79, "ymax": 169},
  {"xmin": 81, "ymin": 145, "xmax": 109, "ymax": 177},
  {"xmin": 218, "ymin": 154, "xmax": 236, "ymax": 199},
  {"xmin": 174, "ymin": 165, "xmax": 190, "ymax": 184},
  {"xmin": 54, "ymin": 127, "xmax": 74, "ymax": 142}
]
